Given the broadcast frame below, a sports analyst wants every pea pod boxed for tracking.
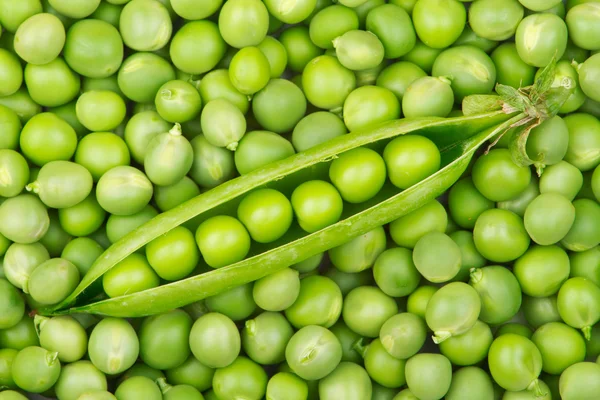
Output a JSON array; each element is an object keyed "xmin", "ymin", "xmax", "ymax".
[{"xmin": 39, "ymin": 111, "xmax": 519, "ymax": 317}]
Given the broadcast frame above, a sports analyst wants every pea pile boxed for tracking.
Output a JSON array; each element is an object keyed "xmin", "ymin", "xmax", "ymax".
[{"xmin": 1, "ymin": 0, "xmax": 600, "ymax": 399}]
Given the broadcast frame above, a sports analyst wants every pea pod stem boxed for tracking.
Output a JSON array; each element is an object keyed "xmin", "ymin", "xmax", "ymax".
[{"xmin": 38, "ymin": 113, "xmax": 524, "ymax": 317}]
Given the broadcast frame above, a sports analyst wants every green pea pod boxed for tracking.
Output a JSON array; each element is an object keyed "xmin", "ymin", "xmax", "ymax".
[
  {"xmin": 557, "ymin": 277, "xmax": 600, "ymax": 340},
  {"xmin": 38, "ymin": 110, "xmax": 521, "ymax": 317}
]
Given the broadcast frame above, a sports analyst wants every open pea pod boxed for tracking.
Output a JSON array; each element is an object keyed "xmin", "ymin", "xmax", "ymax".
[{"xmin": 37, "ymin": 110, "xmax": 524, "ymax": 318}]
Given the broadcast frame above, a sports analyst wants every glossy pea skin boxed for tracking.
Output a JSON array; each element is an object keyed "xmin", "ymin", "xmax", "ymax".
[
  {"xmin": 402, "ymin": 76, "xmax": 454, "ymax": 118},
  {"xmin": 280, "ymin": 26, "xmax": 324, "ymax": 73},
  {"xmin": 106, "ymin": 205, "xmax": 158, "ymax": 244},
  {"xmin": 473, "ymin": 208, "xmax": 531, "ymax": 263},
  {"xmin": 496, "ymin": 323, "xmax": 533, "ymax": 339},
  {"xmin": 559, "ymin": 362, "xmax": 600, "ymax": 400},
  {"xmin": 343, "ymin": 286, "xmax": 398, "ymax": 338},
  {"xmin": 0, "ymin": 194, "xmax": 49, "ymax": 244},
  {"xmin": 200, "ymin": 100, "xmax": 246, "ymax": 152},
  {"xmin": 411, "ymin": 0, "xmax": 466, "ymax": 49},
  {"xmin": 446, "ymin": 366, "xmax": 495, "ymax": 400},
  {"xmin": 75, "ymin": 132, "xmax": 130, "ymax": 182},
  {"xmin": 329, "ymin": 320, "xmax": 362, "ymax": 364},
  {"xmin": 577, "ymin": 54, "xmax": 600, "ymax": 103},
  {"xmin": 102, "ymin": 253, "xmax": 160, "ymax": 298},
  {"xmin": 144, "ymin": 124, "xmax": 193, "ymax": 186},
  {"xmin": 27, "ymin": 258, "xmax": 79, "ymax": 305},
  {"xmin": 171, "ymin": 22, "xmax": 226, "ymax": 76},
  {"xmin": 400, "ymin": 40, "xmax": 442, "ymax": 74},
  {"xmin": 488, "ymin": 334, "xmax": 543, "ymax": 393},
  {"xmin": 14, "ymin": 13, "xmax": 65, "ymax": 65},
  {"xmin": 376, "ymin": 62, "xmax": 427, "ymax": 102},
  {"xmin": 0, "ymin": 106, "xmax": 21, "ymax": 150},
  {"xmin": 291, "ymin": 180, "xmax": 343, "ymax": 233},
  {"xmin": 515, "ymin": 13, "xmax": 568, "ymax": 67},
  {"xmin": 522, "ymin": 295, "xmax": 562, "ymax": 330},
  {"xmin": 266, "ymin": 372, "xmax": 308, "ymax": 400},
  {"xmin": 539, "ymin": 161, "xmax": 583, "ymax": 201},
  {"xmin": 329, "ymin": 226, "xmax": 386, "ymax": 273},
  {"xmin": 0, "ymin": 278, "xmax": 24, "ymax": 330},
  {"xmin": 329, "ymin": 147, "xmax": 386, "ymax": 204},
  {"xmin": 452, "ymin": 25, "xmax": 498, "ymax": 54},
  {"xmin": 0, "ymin": 348, "xmax": 18, "ymax": 389},
  {"xmin": 366, "ymin": 4, "xmax": 415, "ymax": 58},
  {"xmin": 302, "ymin": 55, "xmax": 356, "ymax": 111},
  {"xmin": 53, "ymin": 361, "xmax": 107, "ymax": 400},
  {"xmin": 285, "ymin": 325, "xmax": 342, "ymax": 381},
  {"xmin": 228, "ymin": 47, "xmax": 270, "ymax": 96},
  {"xmin": 491, "ymin": 43, "xmax": 536, "ymax": 89},
  {"xmin": 37, "ymin": 315, "xmax": 87, "ymax": 363},
  {"xmin": 24, "ymin": 57, "xmax": 79, "ymax": 108},
  {"xmin": 118, "ymin": 52, "xmax": 176, "ymax": 103},
  {"xmin": 285, "ymin": 275, "xmax": 342, "ymax": 329},
  {"xmin": 309, "ymin": 5, "xmax": 359, "ymax": 49},
  {"xmin": 119, "ymin": 0, "xmax": 171, "ymax": 51},
  {"xmin": 189, "ymin": 312, "xmax": 240, "ymax": 368},
  {"xmin": 405, "ymin": 354, "xmax": 452, "ymax": 400},
  {"xmin": 469, "ymin": 266, "xmax": 522, "ymax": 325},
  {"xmin": 373, "ymin": 248, "xmax": 421, "ymax": 297},
  {"xmin": 380, "ymin": 312, "xmax": 427, "ymax": 360},
  {"xmin": 566, "ymin": 3, "xmax": 600, "ymax": 51},
  {"xmin": 439, "ymin": 320, "xmax": 493, "ymax": 366},
  {"xmin": 161, "ymin": 383, "xmax": 203, "ymax": 400},
  {"xmin": 195, "ymin": 215, "xmax": 251, "ymax": 269},
  {"xmin": 514, "ymin": 245, "xmax": 570, "ymax": 298},
  {"xmin": 469, "ymin": 0, "xmax": 524, "ymax": 41},
  {"xmin": 253, "ymin": 268, "xmax": 300, "ymax": 312},
  {"xmin": 3, "ymin": 242, "xmax": 49, "ymax": 291},
  {"xmin": 242, "ymin": 311, "xmax": 293, "ymax": 365},
  {"xmin": 448, "ymin": 177, "xmax": 494, "ymax": 230},
  {"xmin": 40, "ymin": 210, "xmax": 71, "ymax": 257},
  {"xmin": 206, "ymin": 283, "xmax": 257, "ymax": 321},
  {"xmin": 0, "ymin": 87, "xmax": 42, "ymax": 124},
  {"xmin": 119, "ymin": 364, "xmax": 165, "ymax": 387},
  {"xmin": 188, "ymin": 135, "xmax": 234, "ymax": 189},
  {"xmin": 88, "ymin": 318, "xmax": 138, "ymax": 375},
  {"xmin": 390, "ymin": 199, "xmax": 448, "ymax": 249},
  {"xmin": 525, "ymin": 193, "xmax": 575, "ymax": 246},
  {"xmin": 218, "ymin": 0, "xmax": 269, "ymax": 48},
  {"xmin": 0, "ymin": 149, "xmax": 29, "ymax": 198},
  {"xmin": 0, "ymin": 314, "xmax": 39, "ymax": 350},
  {"xmin": 561, "ymin": 199, "xmax": 600, "ymax": 251},
  {"xmin": 235, "ymin": 130, "xmax": 295, "ymax": 175},
  {"xmin": 123, "ymin": 111, "xmax": 170, "ymax": 164},
  {"xmin": 154, "ymin": 177, "xmax": 200, "ymax": 212},
  {"xmin": 115, "ymin": 376, "xmax": 162, "ymax": 400},
  {"xmin": 253, "ymin": 79, "xmax": 307, "ymax": 134},
  {"xmin": 0, "ymin": 0, "xmax": 42, "ymax": 33},
  {"xmin": 318, "ymin": 362, "xmax": 371, "ymax": 400},
  {"xmin": 333, "ymin": 30, "xmax": 384, "ymax": 72},
  {"xmin": 165, "ymin": 355, "xmax": 214, "ymax": 392},
  {"xmin": 292, "ymin": 111, "xmax": 347, "ymax": 152},
  {"xmin": 213, "ymin": 356, "xmax": 268, "ymax": 400},
  {"xmin": 570, "ymin": 246, "xmax": 600, "ymax": 287},
  {"xmin": 264, "ymin": 0, "xmax": 316, "ymax": 23},
  {"xmin": 146, "ymin": 226, "xmax": 198, "ymax": 281},
  {"xmin": 11, "ymin": 346, "xmax": 61, "ymax": 393},
  {"xmin": 76, "ymin": 90, "xmax": 126, "ymax": 132},
  {"xmin": 324, "ymin": 267, "xmax": 373, "ymax": 297},
  {"xmin": 532, "ymin": 322, "xmax": 586, "ymax": 375},
  {"xmin": 257, "ymin": 36, "xmax": 288, "ymax": 78},
  {"xmin": 432, "ymin": 46, "xmax": 497, "ymax": 102},
  {"xmin": 557, "ymin": 277, "xmax": 600, "ymax": 339},
  {"xmin": 63, "ymin": 19, "xmax": 123, "ymax": 79},
  {"xmin": 96, "ymin": 166, "xmax": 153, "ymax": 216},
  {"xmin": 139, "ymin": 309, "xmax": 192, "ymax": 370},
  {"xmin": 28, "ymin": 160, "xmax": 93, "ymax": 209},
  {"xmin": 343, "ymin": 85, "xmax": 400, "ymax": 132},
  {"xmin": 563, "ymin": 113, "xmax": 600, "ymax": 172},
  {"xmin": 384, "ymin": 135, "xmax": 441, "ymax": 190},
  {"xmin": 363, "ymin": 338, "xmax": 407, "ymax": 388},
  {"xmin": 154, "ymin": 80, "xmax": 202, "ymax": 124},
  {"xmin": 199, "ymin": 69, "xmax": 250, "ymax": 115},
  {"xmin": 20, "ymin": 112, "xmax": 77, "ymax": 167},
  {"xmin": 413, "ymin": 232, "xmax": 461, "ymax": 283},
  {"xmin": 526, "ymin": 117, "xmax": 570, "ymax": 170}
]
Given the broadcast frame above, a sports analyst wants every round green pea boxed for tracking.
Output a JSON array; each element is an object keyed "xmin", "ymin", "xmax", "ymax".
[
  {"xmin": 37, "ymin": 315, "xmax": 87, "ymax": 363},
  {"xmin": 285, "ymin": 325, "xmax": 342, "ymax": 381},
  {"xmin": 559, "ymin": 362, "xmax": 600, "ymax": 400},
  {"xmin": 515, "ymin": 13, "xmax": 568, "ymax": 67},
  {"xmin": 343, "ymin": 286, "xmax": 398, "ymax": 338},
  {"xmin": 218, "ymin": 0, "xmax": 269, "ymax": 48},
  {"xmin": 514, "ymin": 245, "xmax": 570, "ymax": 297},
  {"xmin": 118, "ymin": 52, "xmax": 176, "ymax": 103},
  {"xmin": 488, "ymin": 334, "xmax": 543, "ymax": 392},
  {"xmin": 102, "ymin": 253, "xmax": 160, "ymax": 298},
  {"xmin": 96, "ymin": 166, "xmax": 153, "ymax": 216},
  {"xmin": 446, "ymin": 367, "xmax": 495, "ymax": 400},
  {"xmin": 139, "ymin": 309, "xmax": 192, "ymax": 370},
  {"xmin": 473, "ymin": 208, "xmax": 531, "ymax": 263},
  {"xmin": 405, "ymin": 354, "xmax": 452, "ymax": 400},
  {"xmin": 75, "ymin": 132, "xmax": 131, "ymax": 182},
  {"xmin": 14, "ymin": 13, "xmax": 65, "ymax": 65},
  {"xmin": 195, "ymin": 215, "xmax": 251, "ymax": 269},
  {"xmin": 88, "ymin": 318, "xmax": 139, "ymax": 375},
  {"xmin": 170, "ymin": 20, "xmax": 226, "ymax": 75},
  {"xmin": 242, "ymin": 311, "xmax": 294, "ymax": 365},
  {"xmin": 253, "ymin": 268, "xmax": 300, "ymax": 312},
  {"xmin": 0, "ymin": 194, "xmax": 49, "ymax": 244},
  {"xmin": 373, "ymin": 248, "xmax": 421, "ymax": 297},
  {"xmin": 557, "ymin": 277, "xmax": 600, "ymax": 339},
  {"xmin": 235, "ymin": 130, "xmax": 295, "ymax": 175},
  {"xmin": 189, "ymin": 312, "xmax": 240, "ymax": 368},
  {"xmin": 11, "ymin": 346, "xmax": 61, "ymax": 393},
  {"xmin": 383, "ymin": 135, "xmax": 441, "ymax": 190},
  {"xmin": 380, "ymin": 313, "xmax": 427, "ymax": 360},
  {"xmin": 469, "ymin": 265, "xmax": 522, "ymax": 325},
  {"xmin": 439, "ymin": 320, "xmax": 493, "ymax": 366},
  {"xmin": 413, "ymin": 231, "xmax": 461, "ymax": 283},
  {"xmin": 284, "ymin": 275, "xmax": 342, "ymax": 329},
  {"xmin": 27, "ymin": 160, "xmax": 93, "ymax": 209}
]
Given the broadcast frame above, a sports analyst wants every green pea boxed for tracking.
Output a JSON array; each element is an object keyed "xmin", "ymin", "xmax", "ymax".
[
  {"xmin": 118, "ymin": 363, "xmax": 165, "ymax": 386},
  {"xmin": 90, "ymin": 0, "xmax": 123, "ymax": 26},
  {"xmin": 318, "ymin": 362, "xmax": 371, "ymax": 400},
  {"xmin": 242, "ymin": 311, "xmax": 293, "ymax": 365},
  {"xmin": 291, "ymin": 112, "xmax": 347, "ymax": 152},
  {"xmin": 0, "ymin": 348, "xmax": 17, "ymax": 390},
  {"xmin": 235, "ymin": 130, "xmax": 295, "ymax": 175},
  {"xmin": 380, "ymin": 312, "xmax": 427, "ymax": 360},
  {"xmin": 330, "ymin": 147, "xmax": 386, "ymax": 203},
  {"xmin": 526, "ymin": 116, "xmax": 570, "ymax": 169},
  {"xmin": 266, "ymin": 372, "xmax": 308, "ymax": 400},
  {"xmin": 402, "ymin": 76, "xmax": 454, "ymax": 118},
  {"xmin": 23, "ymin": 57, "xmax": 78, "ymax": 110},
  {"xmin": 252, "ymin": 79, "xmax": 307, "ymax": 134},
  {"xmin": 27, "ymin": 258, "xmax": 79, "ymax": 305},
  {"xmin": 332, "ymin": 30, "xmax": 384, "ymax": 71},
  {"xmin": 383, "ymin": 135, "xmax": 440, "ymax": 190},
  {"xmin": 343, "ymin": 286, "xmax": 398, "ymax": 338},
  {"xmin": 153, "ymin": 80, "xmax": 202, "ymax": 124},
  {"xmin": 496, "ymin": 323, "xmax": 533, "ymax": 339},
  {"xmin": 362, "ymin": 338, "xmax": 406, "ymax": 388},
  {"xmin": 206, "ymin": 283, "xmax": 257, "ymax": 321},
  {"xmin": 0, "ymin": 106, "xmax": 21, "ymax": 150},
  {"xmin": 228, "ymin": 47, "xmax": 271, "ymax": 96},
  {"xmin": 328, "ymin": 227, "xmax": 386, "ymax": 273},
  {"xmin": 218, "ymin": 0, "xmax": 269, "ymax": 48},
  {"xmin": 200, "ymin": 99, "xmax": 246, "ymax": 151},
  {"xmin": 0, "ymin": 314, "xmax": 39, "ymax": 350},
  {"xmin": 3, "ymin": 242, "xmax": 48, "ymax": 291},
  {"xmin": 452, "ymin": 26, "xmax": 499, "ymax": 54},
  {"xmin": 146, "ymin": 226, "xmax": 198, "ymax": 280},
  {"xmin": 285, "ymin": 325, "xmax": 342, "ymax": 381},
  {"xmin": 376, "ymin": 62, "xmax": 426, "ymax": 102},
  {"xmin": 496, "ymin": 169, "xmax": 548, "ymax": 217},
  {"xmin": 290, "ymin": 180, "xmax": 343, "ymax": 233},
  {"xmin": 0, "ymin": 88, "xmax": 42, "ymax": 125},
  {"xmin": 189, "ymin": 134, "xmax": 236, "ymax": 189},
  {"xmin": 39, "ymin": 210, "xmax": 71, "ymax": 257},
  {"xmin": 413, "ymin": 231, "xmax": 461, "ymax": 283},
  {"xmin": 154, "ymin": 177, "xmax": 200, "ymax": 213},
  {"xmin": 118, "ymin": 52, "xmax": 176, "ymax": 103},
  {"xmin": 559, "ymin": 362, "xmax": 600, "ymax": 400},
  {"xmin": 367, "ymin": 4, "xmax": 415, "ymax": 58},
  {"xmin": 88, "ymin": 318, "xmax": 139, "ymax": 375},
  {"xmin": 0, "ymin": 278, "xmax": 24, "ymax": 330},
  {"xmin": 412, "ymin": 0, "xmax": 465, "ymax": 49},
  {"xmin": 566, "ymin": 3, "xmax": 600, "ymax": 51},
  {"xmin": 279, "ymin": 26, "xmax": 323, "ymax": 73},
  {"xmin": 405, "ymin": 354, "xmax": 452, "ymax": 400},
  {"xmin": 14, "ymin": 13, "xmax": 65, "ymax": 65},
  {"xmin": 199, "ymin": 69, "xmax": 250, "ymax": 114},
  {"xmin": 212, "ymin": 356, "xmax": 268, "ymax": 400},
  {"xmin": 96, "ymin": 166, "xmax": 153, "ymax": 216},
  {"xmin": 309, "ymin": 5, "xmax": 358, "ymax": 49},
  {"xmin": 27, "ymin": 161, "xmax": 93, "ymax": 209},
  {"xmin": 54, "ymin": 361, "xmax": 107, "ymax": 400},
  {"xmin": 285, "ymin": 275, "xmax": 342, "ymax": 328},
  {"xmin": 169, "ymin": 20, "xmax": 225, "ymax": 75},
  {"xmin": 564, "ymin": 113, "xmax": 600, "ymax": 171},
  {"xmin": 82, "ymin": 75, "xmax": 123, "ymax": 97},
  {"xmin": 36, "ymin": 315, "xmax": 87, "ymax": 363},
  {"xmin": 302, "ymin": 55, "xmax": 356, "ymax": 111},
  {"xmin": 470, "ymin": 265, "xmax": 522, "ymax": 325},
  {"xmin": 0, "ymin": 0, "xmax": 42, "ymax": 33},
  {"xmin": 253, "ymin": 268, "xmax": 300, "ymax": 311},
  {"xmin": 102, "ymin": 253, "xmax": 160, "ymax": 298},
  {"xmin": 11, "ymin": 346, "xmax": 61, "ymax": 393},
  {"xmin": 488, "ymin": 334, "xmax": 543, "ymax": 393},
  {"xmin": 124, "ymin": 111, "xmax": 171, "ymax": 164},
  {"xmin": 439, "ymin": 320, "xmax": 493, "ymax": 366},
  {"xmin": 106, "ymin": 205, "xmax": 158, "ymax": 243},
  {"xmin": 473, "ymin": 208, "xmax": 531, "ymax": 263},
  {"xmin": 343, "ymin": 85, "xmax": 400, "ymax": 132},
  {"xmin": 77, "ymin": 391, "xmax": 117, "ymax": 400},
  {"xmin": 514, "ymin": 245, "xmax": 570, "ymax": 297},
  {"xmin": 373, "ymin": 248, "xmax": 421, "ymax": 297},
  {"xmin": 532, "ymin": 322, "xmax": 586, "ymax": 375},
  {"xmin": 516, "ymin": 14, "xmax": 568, "ymax": 67},
  {"xmin": 195, "ymin": 215, "xmax": 250, "ymax": 269},
  {"xmin": 491, "ymin": 43, "xmax": 536, "ymax": 89},
  {"xmin": 522, "ymin": 295, "xmax": 562, "ymax": 329},
  {"xmin": 76, "ymin": 90, "xmax": 126, "ymax": 132},
  {"xmin": 390, "ymin": 200, "xmax": 447, "ymax": 248},
  {"xmin": 399, "ymin": 40, "xmax": 442, "ymax": 74},
  {"xmin": 189, "ymin": 312, "xmax": 240, "ymax": 368},
  {"xmin": 329, "ymin": 321, "xmax": 362, "ymax": 364},
  {"xmin": 570, "ymin": 246, "xmax": 600, "ymax": 287},
  {"xmin": 561, "ymin": 199, "xmax": 600, "ymax": 251},
  {"xmin": 469, "ymin": 0, "xmax": 524, "ymax": 41},
  {"xmin": 119, "ymin": 0, "xmax": 171, "ymax": 51},
  {"xmin": 557, "ymin": 277, "xmax": 600, "ymax": 339},
  {"xmin": 0, "ymin": 149, "xmax": 29, "ymax": 198},
  {"xmin": 138, "ymin": 309, "xmax": 192, "ymax": 370},
  {"xmin": 449, "ymin": 230, "xmax": 486, "ymax": 281},
  {"xmin": 539, "ymin": 161, "xmax": 583, "ymax": 201},
  {"xmin": 75, "ymin": 132, "xmax": 130, "ymax": 182},
  {"xmin": 115, "ymin": 376, "xmax": 162, "ymax": 400},
  {"xmin": 0, "ymin": 194, "xmax": 48, "ymax": 244},
  {"xmin": 20, "ymin": 112, "xmax": 77, "ymax": 166},
  {"xmin": 446, "ymin": 367, "xmax": 495, "ymax": 400},
  {"xmin": 165, "ymin": 356, "xmax": 214, "ymax": 392}
]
